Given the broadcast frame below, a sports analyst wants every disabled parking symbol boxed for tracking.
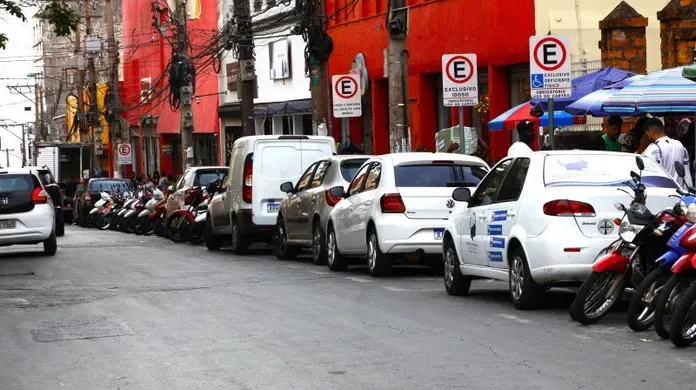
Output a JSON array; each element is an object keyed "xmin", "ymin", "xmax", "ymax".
[{"xmin": 531, "ymin": 74, "xmax": 544, "ymax": 89}]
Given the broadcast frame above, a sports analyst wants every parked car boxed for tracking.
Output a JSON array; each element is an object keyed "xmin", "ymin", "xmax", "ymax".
[
  {"xmin": 325, "ymin": 153, "xmax": 489, "ymax": 276},
  {"xmin": 273, "ymin": 155, "xmax": 370, "ymax": 264},
  {"xmin": 164, "ymin": 166, "xmax": 227, "ymax": 229},
  {"xmin": 441, "ymin": 151, "xmax": 681, "ymax": 309},
  {"xmin": 0, "ymin": 167, "xmax": 57, "ymax": 255},
  {"xmin": 206, "ymin": 135, "xmax": 337, "ymax": 254},
  {"xmin": 76, "ymin": 178, "xmax": 134, "ymax": 226},
  {"xmin": 30, "ymin": 166, "xmax": 65, "ymax": 236}
]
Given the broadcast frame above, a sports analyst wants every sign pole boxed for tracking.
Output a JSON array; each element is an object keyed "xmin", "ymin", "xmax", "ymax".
[
  {"xmin": 458, "ymin": 106, "xmax": 465, "ymax": 154},
  {"xmin": 548, "ymin": 98, "xmax": 555, "ymax": 150},
  {"xmin": 341, "ymin": 118, "xmax": 350, "ymax": 147}
]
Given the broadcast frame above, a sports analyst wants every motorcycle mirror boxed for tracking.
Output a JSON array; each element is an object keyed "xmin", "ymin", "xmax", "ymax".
[
  {"xmin": 614, "ymin": 202, "xmax": 625, "ymax": 212},
  {"xmin": 635, "ymin": 156, "xmax": 645, "ymax": 171},
  {"xmin": 630, "ymin": 171, "xmax": 640, "ymax": 182},
  {"xmin": 675, "ymin": 161, "xmax": 686, "ymax": 178}
]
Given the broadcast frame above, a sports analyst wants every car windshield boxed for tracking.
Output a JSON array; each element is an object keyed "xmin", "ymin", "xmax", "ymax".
[
  {"xmin": 394, "ymin": 163, "xmax": 489, "ymax": 187},
  {"xmin": 0, "ymin": 174, "xmax": 32, "ymax": 191},
  {"xmin": 544, "ymin": 154, "xmax": 680, "ymax": 189},
  {"xmin": 89, "ymin": 180, "xmax": 133, "ymax": 193},
  {"xmin": 194, "ymin": 170, "xmax": 226, "ymax": 187},
  {"xmin": 340, "ymin": 158, "xmax": 369, "ymax": 181}
]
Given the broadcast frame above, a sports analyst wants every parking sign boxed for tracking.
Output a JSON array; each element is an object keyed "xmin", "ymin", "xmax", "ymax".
[{"xmin": 529, "ymin": 36, "xmax": 572, "ymax": 99}]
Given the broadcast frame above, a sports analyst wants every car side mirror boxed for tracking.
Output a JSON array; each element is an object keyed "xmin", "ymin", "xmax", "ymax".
[
  {"xmin": 452, "ymin": 187, "xmax": 471, "ymax": 202},
  {"xmin": 206, "ymin": 182, "xmax": 218, "ymax": 194},
  {"xmin": 636, "ymin": 156, "xmax": 645, "ymax": 171},
  {"xmin": 675, "ymin": 161, "xmax": 686, "ymax": 178},
  {"xmin": 329, "ymin": 186, "xmax": 345, "ymax": 198},
  {"xmin": 280, "ymin": 181, "xmax": 295, "ymax": 194}
]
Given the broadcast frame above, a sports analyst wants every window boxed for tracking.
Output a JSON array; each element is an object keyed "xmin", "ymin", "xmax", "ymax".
[
  {"xmin": 311, "ymin": 161, "xmax": 330, "ymax": 188},
  {"xmin": 340, "ymin": 158, "xmax": 368, "ymax": 182},
  {"xmin": 296, "ymin": 163, "xmax": 317, "ymax": 192},
  {"xmin": 469, "ymin": 160, "xmax": 512, "ymax": 207},
  {"xmin": 394, "ymin": 163, "xmax": 488, "ymax": 188},
  {"xmin": 180, "ymin": 170, "xmax": 194, "ymax": 189},
  {"xmin": 497, "ymin": 158, "xmax": 530, "ymax": 202},
  {"xmin": 194, "ymin": 170, "xmax": 226, "ymax": 187},
  {"xmin": 253, "ymin": 0, "xmax": 262, "ymax": 11},
  {"xmin": 347, "ymin": 163, "xmax": 370, "ymax": 196},
  {"xmin": 263, "ymin": 118, "xmax": 272, "ymax": 135},
  {"xmin": 266, "ymin": 0, "xmax": 276, "ymax": 9},
  {"xmin": 89, "ymin": 180, "xmax": 133, "ymax": 193},
  {"xmin": 0, "ymin": 175, "xmax": 32, "ymax": 191},
  {"xmin": 363, "ymin": 163, "xmax": 382, "ymax": 191}
]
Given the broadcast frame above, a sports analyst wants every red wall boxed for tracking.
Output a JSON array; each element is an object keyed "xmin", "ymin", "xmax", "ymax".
[{"xmin": 326, "ymin": 0, "xmax": 535, "ymax": 158}]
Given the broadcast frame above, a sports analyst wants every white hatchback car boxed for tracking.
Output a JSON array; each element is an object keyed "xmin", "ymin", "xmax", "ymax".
[
  {"xmin": 325, "ymin": 153, "xmax": 489, "ymax": 276},
  {"xmin": 0, "ymin": 168, "xmax": 57, "ymax": 255},
  {"xmin": 441, "ymin": 151, "xmax": 681, "ymax": 309}
]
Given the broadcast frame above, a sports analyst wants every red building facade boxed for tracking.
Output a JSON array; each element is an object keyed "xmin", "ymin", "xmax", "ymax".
[
  {"xmin": 325, "ymin": 0, "xmax": 535, "ymax": 162},
  {"xmin": 121, "ymin": 0, "xmax": 221, "ymax": 177}
]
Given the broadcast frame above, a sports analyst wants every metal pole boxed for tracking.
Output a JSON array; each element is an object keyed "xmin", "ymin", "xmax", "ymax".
[
  {"xmin": 21, "ymin": 124, "xmax": 26, "ymax": 167},
  {"xmin": 341, "ymin": 118, "xmax": 350, "ymax": 147},
  {"xmin": 458, "ymin": 106, "xmax": 465, "ymax": 154},
  {"xmin": 548, "ymin": 98, "xmax": 555, "ymax": 150},
  {"xmin": 79, "ymin": 145, "xmax": 83, "ymax": 178}
]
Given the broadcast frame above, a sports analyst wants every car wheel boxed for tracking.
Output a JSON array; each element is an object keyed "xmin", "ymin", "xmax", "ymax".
[
  {"xmin": 55, "ymin": 211, "xmax": 65, "ymax": 237},
  {"xmin": 205, "ymin": 215, "xmax": 222, "ymax": 251},
  {"xmin": 509, "ymin": 247, "xmax": 542, "ymax": 310},
  {"xmin": 230, "ymin": 217, "xmax": 249, "ymax": 255},
  {"xmin": 367, "ymin": 227, "xmax": 391, "ymax": 277},
  {"xmin": 327, "ymin": 225, "xmax": 347, "ymax": 272},
  {"xmin": 311, "ymin": 222, "xmax": 327, "ymax": 265},
  {"xmin": 43, "ymin": 229, "xmax": 57, "ymax": 256},
  {"xmin": 443, "ymin": 237, "xmax": 471, "ymax": 296},
  {"xmin": 272, "ymin": 218, "xmax": 298, "ymax": 260}
]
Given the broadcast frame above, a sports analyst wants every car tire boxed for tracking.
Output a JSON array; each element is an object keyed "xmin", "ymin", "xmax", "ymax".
[
  {"xmin": 367, "ymin": 227, "xmax": 391, "ymax": 277},
  {"xmin": 327, "ymin": 225, "xmax": 347, "ymax": 272},
  {"xmin": 273, "ymin": 217, "xmax": 298, "ymax": 260},
  {"xmin": 508, "ymin": 247, "xmax": 542, "ymax": 310},
  {"xmin": 43, "ymin": 230, "xmax": 57, "ymax": 256},
  {"xmin": 205, "ymin": 215, "xmax": 222, "ymax": 251},
  {"xmin": 311, "ymin": 221, "xmax": 327, "ymax": 265},
  {"xmin": 55, "ymin": 211, "xmax": 65, "ymax": 237},
  {"xmin": 443, "ymin": 237, "xmax": 471, "ymax": 296},
  {"xmin": 230, "ymin": 217, "xmax": 249, "ymax": 255}
]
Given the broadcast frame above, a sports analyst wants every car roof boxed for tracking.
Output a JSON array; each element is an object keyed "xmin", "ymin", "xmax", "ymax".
[
  {"xmin": 324, "ymin": 155, "xmax": 372, "ymax": 163},
  {"xmin": 89, "ymin": 178, "xmax": 130, "ymax": 182},
  {"xmin": 375, "ymin": 152, "xmax": 489, "ymax": 167},
  {"xmin": 234, "ymin": 135, "xmax": 335, "ymax": 145},
  {"xmin": 189, "ymin": 166, "xmax": 227, "ymax": 171},
  {"xmin": 0, "ymin": 167, "xmax": 41, "ymax": 175}
]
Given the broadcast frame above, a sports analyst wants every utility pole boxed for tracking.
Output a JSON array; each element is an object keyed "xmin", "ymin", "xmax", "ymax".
[
  {"xmin": 105, "ymin": 0, "xmax": 123, "ymax": 177},
  {"xmin": 4, "ymin": 148, "xmax": 14, "ymax": 168},
  {"xmin": 234, "ymin": 0, "xmax": 256, "ymax": 136},
  {"xmin": 309, "ymin": 0, "xmax": 329, "ymax": 136},
  {"xmin": 386, "ymin": 0, "xmax": 409, "ymax": 152},
  {"xmin": 75, "ymin": 19, "xmax": 87, "ymax": 147},
  {"xmin": 85, "ymin": 0, "xmax": 99, "ymax": 173},
  {"xmin": 176, "ymin": 0, "xmax": 194, "ymax": 170}
]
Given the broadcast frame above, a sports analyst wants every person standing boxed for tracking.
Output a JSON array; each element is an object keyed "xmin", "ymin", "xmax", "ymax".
[
  {"xmin": 602, "ymin": 116, "xmax": 622, "ymax": 152},
  {"xmin": 158, "ymin": 172, "xmax": 169, "ymax": 191},
  {"xmin": 643, "ymin": 118, "xmax": 693, "ymax": 187},
  {"xmin": 507, "ymin": 120, "xmax": 534, "ymax": 157},
  {"xmin": 73, "ymin": 178, "xmax": 86, "ymax": 225}
]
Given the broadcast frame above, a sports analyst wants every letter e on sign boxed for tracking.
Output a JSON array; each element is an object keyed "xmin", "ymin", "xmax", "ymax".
[
  {"xmin": 332, "ymin": 74, "xmax": 362, "ymax": 118},
  {"xmin": 441, "ymin": 54, "xmax": 479, "ymax": 107}
]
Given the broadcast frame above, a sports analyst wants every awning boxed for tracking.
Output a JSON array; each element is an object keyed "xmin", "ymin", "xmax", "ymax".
[
  {"xmin": 254, "ymin": 99, "xmax": 311, "ymax": 116},
  {"xmin": 218, "ymin": 102, "xmax": 241, "ymax": 118}
]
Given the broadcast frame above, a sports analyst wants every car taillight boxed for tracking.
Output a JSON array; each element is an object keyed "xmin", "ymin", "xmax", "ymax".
[
  {"xmin": 324, "ymin": 190, "xmax": 342, "ymax": 207},
  {"xmin": 243, "ymin": 157, "xmax": 253, "ymax": 203},
  {"xmin": 542, "ymin": 200, "xmax": 595, "ymax": 217},
  {"xmin": 32, "ymin": 187, "xmax": 48, "ymax": 204},
  {"xmin": 380, "ymin": 193, "xmax": 406, "ymax": 213}
]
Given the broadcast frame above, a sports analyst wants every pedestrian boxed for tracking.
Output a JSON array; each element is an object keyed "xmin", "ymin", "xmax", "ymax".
[
  {"xmin": 142, "ymin": 174, "xmax": 155, "ymax": 191},
  {"xmin": 152, "ymin": 170, "xmax": 161, "ymax": 185},
  {"xmin": 619, "ymin": 116, "xmax": 649, "ymax": 153},
  {"xmin": 642, "ymin": 118, "xmax": 693, "ymax": 187},
  {"xmin": 507, "ymin": 120, "xmax": 534, "ymax": 157},
  {"xmin": 602, "ymin": 116, "xmax": 622, "ymax": 152},
  {"xmin": 158, "ymin": 172, "xmax": 169, "ymax": 191},
  {"xmin": 73, "ymin": 178, "xmax": 86, "ymax": 225}
]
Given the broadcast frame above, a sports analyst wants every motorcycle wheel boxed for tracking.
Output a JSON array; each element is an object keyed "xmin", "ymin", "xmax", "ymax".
[
  {"xmin": 627, "ymin": 267, "xmax": 670, "ymax": 332},
  {"xmin": 97, "ymin": 213, "xmax": 113, "ymax": 230},
  {"xmin": 654, "ymin": 274, "xmax": 690, "ymax": 339},
  {"xmin": 569, "ymin": 271, "xmax": 626, "ymax": 325},
  {"xmin": 169, "ymin": 215, "xmax": 190, "ymax": 243},
  {"xmin": 134, "ymin": 217, "xmax": 145, "ymax": 236},
  {"xmin": 188, "ymin": 221, "xmax": 206, "ymax": 245},
  {"xmin": 143, "ymin": 218, "xmax": 154, "ymax": 236},
  {"xmin": 669, "ymin": 280, "xmax": 696, "ymax": 347},
  {"xmin": 155, "ymin": 216, "xmax": 165, "ymax": 237},
  {"xmin": 86, "ymin": 213, "xmax": 97, "ymax": 228}
]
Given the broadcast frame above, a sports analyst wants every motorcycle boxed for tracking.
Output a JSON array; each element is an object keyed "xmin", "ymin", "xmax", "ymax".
[
  {"xmin": 188, "ymin": 184, "xmax": 215, "ymax": 245},
  {"xmin": 150, "ymin": 196, "xmax": 168, "ymax": 237},
  {"xmin": 663, "ymin": 218, "xmax": 696, "ymax": 347},
  {"xmin": 166, "ymin": 186, "xmax": 209, "ymax": 243},
  {"xmin": 97, "ymin": 192, "xmax": 126, "ymax": 230},
  {"xmin": 121, "ymin": 190, "xmax": 151, "ymax": 234},
  {"xmin": 87, "ymin": 192, "xmax": 111, "ymax": 228},
  {"xmin": 570, "ymin": 156, "xmax": 689, "ymax": 325},
  {"xmin": 113, "ymin": 191, "xmax": 136, "ymax": 231},
  {"xmin": 134, "ymin": 189, "xmax": 164, "ymax": 235}
]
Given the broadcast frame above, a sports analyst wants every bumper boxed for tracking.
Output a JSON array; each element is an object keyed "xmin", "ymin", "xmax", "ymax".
[
  {"xmin": 238, "ymin": 209, "xmax": 273, "ymax": 238},
  {"xmin": 375, "ymin": 215, "xmax": 447, "ymax": 255},
  {"xmin": 0, "ymin": 205, "xmax": 54, "ymax": 246}
]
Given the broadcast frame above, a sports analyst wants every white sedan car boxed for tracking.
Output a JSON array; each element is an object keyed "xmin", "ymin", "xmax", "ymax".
[
  {"xmin": 442, "ymin": 151, "xmax": 681, "ymax": 309},
  {"xmin": 0, "ymin": 167, "xmax": 57, "ymax": 255},
  {"xmin": 325, "ymin": 153, "xmax": 489, "ymax": 276}
]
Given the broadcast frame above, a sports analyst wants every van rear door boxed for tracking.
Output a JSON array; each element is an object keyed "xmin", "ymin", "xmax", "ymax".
[{"xmin": 252, "ymin": 138, "xmax": 334, "ymax": 226}]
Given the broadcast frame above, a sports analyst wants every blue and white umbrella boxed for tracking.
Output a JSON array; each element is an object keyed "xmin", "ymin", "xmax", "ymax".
[
  {"xmin": 565, "ymin": 75, "xmax": 645, "ymax": 117},
  {"xmin": 489, "ymin": 101, "xmax": 576, "ymax": 131}
]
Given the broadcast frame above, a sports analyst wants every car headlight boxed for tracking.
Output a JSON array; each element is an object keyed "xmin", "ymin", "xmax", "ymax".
[{"xmin": 619, "ymin": 221, "xmax": 640, "ymax": 242}]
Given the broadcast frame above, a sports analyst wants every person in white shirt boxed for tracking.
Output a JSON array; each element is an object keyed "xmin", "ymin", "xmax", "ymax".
[
  {"xmin": 642, "ymin": 118, "xmax": 693, "ymax": 187},
  {"xmin": 507, "ymin": 120, "xmax": 535, "ymax": 157}
]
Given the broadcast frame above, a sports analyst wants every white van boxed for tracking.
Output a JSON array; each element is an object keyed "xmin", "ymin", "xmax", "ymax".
[{"xmin": 207, "ymin": 135, "xmax": 337, "ymax": 254}]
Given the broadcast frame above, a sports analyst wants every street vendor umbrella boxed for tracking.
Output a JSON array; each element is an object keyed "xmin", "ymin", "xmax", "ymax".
[
  {"xmin": 602, "ymin": 67, "xmax": 696, "ymax": 115},
  {"xmin": 489, "ymin": 101, "xmax": 575, "ymax": 131},
  {"xmin": 565, "ymin": 75, "xmax": 645, "ymax": 117},
  {"xmin": 531, "ymin": 67, "xmax": 635, "ymax": 111}
]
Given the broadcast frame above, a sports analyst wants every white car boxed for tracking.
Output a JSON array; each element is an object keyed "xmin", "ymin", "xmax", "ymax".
[
  {"xmin": 325, "ymin": 153, "xmax": 489, "ymax": 276},
  {"xmin": 441, "ymin": 151, "xmax": 681, "ymax": 309},
  {"xmin": 0, "ymin": 167, "xmax": 57, "ymax": 255}
]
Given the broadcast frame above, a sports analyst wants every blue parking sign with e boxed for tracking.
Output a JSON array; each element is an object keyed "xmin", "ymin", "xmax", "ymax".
[{"xmin": 531, "ymin": 74, "xmax": 544, "ymax": 89}]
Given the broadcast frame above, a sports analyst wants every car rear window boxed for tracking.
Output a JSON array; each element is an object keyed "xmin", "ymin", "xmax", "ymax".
[
  {"xmin": 89, "ymin": 180, "xmax": 133, "ymax": 193},
  {"xmin": 194, "ymin": 170, "xmax": 226, "ymax": 187},
  {"xmin": 0, "ymin": 174, "xmax": 33, "ymax": 191},
  {"xmin": 340, "ymin": 158, "xmax": 369, "ymax": 181},
  {"xmin": 544, "ymin": 154, "xmax": 680, "ymax": 189},
  {"xmin": 257, "ymin": 145, "xmax": 326, "ymax": 179},
  {"xmin": 394, "ymin": 163, "xmax": 489, "ymax": 187}
]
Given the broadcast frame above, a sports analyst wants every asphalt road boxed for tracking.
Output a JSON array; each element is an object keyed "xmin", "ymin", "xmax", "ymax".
[{"xmin": 1, "ymin": 227, "xmax": 695, "ymax": 389}]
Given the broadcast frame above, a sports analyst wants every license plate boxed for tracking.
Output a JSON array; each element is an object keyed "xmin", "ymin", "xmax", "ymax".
[
  {"xmin": 434, "ymin": 228, "xmax": 445, "ymax": 240},
  {"xmin": 0, "ymin": 220, "xmax": 16, "ymax": 230},
  {"xmin": 267, "ymin": 203, "xmax": 280, "ymax": 213}
]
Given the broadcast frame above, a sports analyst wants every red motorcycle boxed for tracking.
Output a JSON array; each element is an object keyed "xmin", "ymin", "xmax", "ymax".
[
  {"xmin": 660, "ymin": 223, "xmax": 696, "ymax": 346},
  {"xmin": 165, "ymin": 187, "xmax": 210, "ymax": 243}
]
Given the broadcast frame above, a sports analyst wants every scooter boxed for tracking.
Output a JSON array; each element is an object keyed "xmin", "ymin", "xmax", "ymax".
[
  {"xmin": 112, "ymin": 191, "xmax": 136, "ymax": 231},
  {"xmin": 166, "ymin": 186, "xmax": 209, "ymax": 243},
  {"xmin": 188, "ymin": 196, "xmax": 211, "ymax": 245},
  {"xmin": 87, "ymin": 192, "xmax": 111, "ymax": 228},
  {"xmin": 135, "ymin": 189, "xmax": 164, "ymax": 235}
]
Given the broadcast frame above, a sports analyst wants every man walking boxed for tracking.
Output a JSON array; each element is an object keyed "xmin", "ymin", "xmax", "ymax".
[{"xmin": 643, "ymin": 118, "xmax": 692, "ymax": 187}]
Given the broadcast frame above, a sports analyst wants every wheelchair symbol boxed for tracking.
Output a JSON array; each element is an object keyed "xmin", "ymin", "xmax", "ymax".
[{"xmin": 531, "ymin": 74, "xmax": 544, "ymax": 88}]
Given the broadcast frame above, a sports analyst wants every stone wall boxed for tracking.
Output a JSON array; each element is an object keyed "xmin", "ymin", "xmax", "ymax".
[
  {"xmin": 599, "ymin": 1, "xmax": 648, "ymax": 75},
  {"xmin": 658, "ymin": 0, "xmax": 696, "ymax": 69}
]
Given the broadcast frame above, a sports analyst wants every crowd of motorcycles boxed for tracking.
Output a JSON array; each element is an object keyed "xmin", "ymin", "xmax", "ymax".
[
  {"xmin": 77, "ymin": 158, "xmax": 696, "ymax": 349},
  {"xmin": 81, "ymin": 183, "xmax": 213, "ymax": 246}
]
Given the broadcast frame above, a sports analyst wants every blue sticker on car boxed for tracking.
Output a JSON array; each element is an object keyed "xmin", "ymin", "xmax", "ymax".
[
  {"xmin": 488, "ymin": 251, "xmax": 504, "ymax": 262},
  {"xmin": 491, "ymin": 210, "xmax": 507, "ymax": 221},
  {"xmin": 487, "ymin": 224, "xmax": 503, "ymax": 235},
  {"xmin": 490, "ymin": 237, "xmax": 505, "ymax": 249}
]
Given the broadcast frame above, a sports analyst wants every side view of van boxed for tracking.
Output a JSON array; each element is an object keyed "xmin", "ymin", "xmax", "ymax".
[{"xmin": 206, "ymin": 135, "xmax": 337, "ymax": 254}]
